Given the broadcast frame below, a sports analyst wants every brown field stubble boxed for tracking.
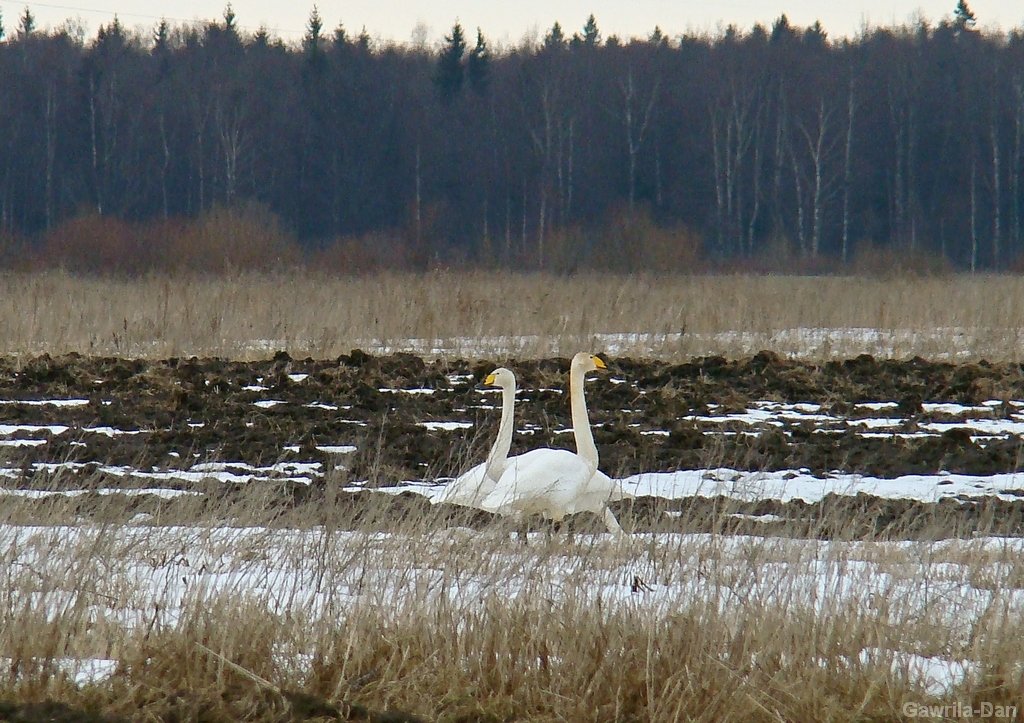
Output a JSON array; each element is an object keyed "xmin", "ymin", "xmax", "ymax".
[{"xmin": 3, "ymin": 270, "xmax": 1024, "ymax": 361}]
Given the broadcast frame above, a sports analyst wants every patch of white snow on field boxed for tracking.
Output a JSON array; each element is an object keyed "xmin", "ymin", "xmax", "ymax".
[
  {"xmin": 1, "ymin": 657, "xmax": 118, "ymax": 686},
  {"xmin": 0, "ymin": 399, "xmax": 90, "ymax": 407},
  {"xmin": 418, "ymin": 421, "xmax": 473, "ymax": 431},
  {"xmin": 83, "ymin": 426, "xmax": 144, "ymax": 437},
  {"xmin": 857, "ymin": 649, "xmax": 977, "ymax": 696},
  {"xmin": 388, "ymin": 468, "xmax": 1024, "ymax": 505},
  {"xmin": 316, "ymin": 445, "xmax": 357, "ymax": 454},
  {"xmin": 922, "ymin": 419, "xmax": 1024, "ymax": 435},
  {"xmin": 0, "ymin": 488, "xmax": 199, "ymax": 499},
  {"xmin": 615, "ymin": 468, "xmax": 1024, "ymax": 504},
  {"xmin": 0, "ymin": 424, "xmax": 69, "ymax": 435}
]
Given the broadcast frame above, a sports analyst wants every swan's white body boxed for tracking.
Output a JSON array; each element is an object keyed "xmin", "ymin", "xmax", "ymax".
[
  {"xmin": 480, "ymin": 353, "xmax": 625, "ymax": 533},
  {"xmin": 481, "ymin": 449, "xmax": 623, "ymax": 533},
  {"xmin": 433, "ymin": 368, "xmax": 516, "ymax": 508}
]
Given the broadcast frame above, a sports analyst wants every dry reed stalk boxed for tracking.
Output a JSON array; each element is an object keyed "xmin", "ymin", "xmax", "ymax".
[{"xmin": 2, "ymin": 270, "xmax": 1024, "ymax": 361}]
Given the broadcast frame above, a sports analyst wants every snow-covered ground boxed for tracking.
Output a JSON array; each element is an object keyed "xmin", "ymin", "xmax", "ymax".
[{"xmin": 350, "ymin": 467, "xmax": 1024, "ymax": 505}]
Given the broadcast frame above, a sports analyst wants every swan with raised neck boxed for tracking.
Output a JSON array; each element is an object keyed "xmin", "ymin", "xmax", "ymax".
[
  {"xmin": 483, "ymin": 367, "xmax": 516, "ymax": 482},
  {"xmin": 569, "ymin": 351, "xmax": 605, "ymax": 472},
  {"xmin": 434, "ymin": 367, "xmax": 517, "ymax": 508}
]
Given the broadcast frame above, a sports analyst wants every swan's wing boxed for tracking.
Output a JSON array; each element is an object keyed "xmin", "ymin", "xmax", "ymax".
[
  {"xmin": 561, "ymin": 469, "xmax": 624, "ymax": 516},
  {"xmin": 432, "ymin": 462, "xmax": 495, "ymax": 507},
  {"xmin": 481, "ymin": 449, "xmax": 591, "ymax": 518},
  {"xmin": 598, "ymin": 471, "xmax": 633, "ymax": 501}
]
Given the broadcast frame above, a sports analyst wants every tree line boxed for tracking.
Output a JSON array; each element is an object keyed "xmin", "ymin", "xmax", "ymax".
[{"xmin": 1, "ymin": 2, "xmax": 1023, "ymax": 272}]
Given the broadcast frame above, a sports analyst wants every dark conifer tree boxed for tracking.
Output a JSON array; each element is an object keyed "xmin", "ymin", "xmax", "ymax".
[
  {"xmin": 954, "ymin": 0, "xmax": 977, "ymax": 33},
  {"xmin": 581, "ymin": 14, "xmax": 600, "ymax": 46},
  {"xmin": 153, "ymin": 19, "xmax": 169, "ymax": 53},
  {"xmin": 17, "ymin": 7, "xmax": 34, "ymax": 37},
  {"xmin": 467, "ymin": 28, "xmax": 490, "ymax": 95},
  {"xmin": 303, "ymin": 6, "xmax": 324, "ymax": 58},
  {"xmin": 435, "ymin": 21, "xmax": 467, "ymax": 104},
  {"xmin": 355, "ymin": 27, "xmax": 370, "ymax": 52},
  {"xmin": 770, "ymin": 14, "xmax": 796, "ymax": 44},
  {"xmin": 544, "ymin": 21, "xmax": 567, "ymax": 51},
  {"xmin": 804, "ymin": 20, "xmax": 828, "ymax": 47},
  {"xmin": 223, "ymin": 3, "xmax": 237, "ymax": 35},
  {"xmin": 332, "ymin": 22, "xmax": 348, "ymax": 49}
]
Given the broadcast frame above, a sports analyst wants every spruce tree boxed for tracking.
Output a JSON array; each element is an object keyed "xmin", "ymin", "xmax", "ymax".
[
  {"xmin": 804, "ymin": 20, "xmax": 827, "ymax": 47},
  {"xmin": 467, "ymin": 28, "xmax": 490, "ymax": 95},
  {"xmin": 333, "ymin": 22, "xmax": 348, "ymax": 49},
  {"xmin": 304, "ymin": 6, "xmax": 324, "ymax": 56},
  {"xmin": 17, "ymin": 7, "xmax": 34, "ymax": 38},
  {"xmin": 153, "ymin": 18, "xmax": 170, "ymax": 52},
  {"xmin": 223, "ymin": 3, "xmax": 237, "ymax": 34},
  {"xmin": 582, "ymin": 14, "xmax": 600, "ymax": 46},
  {"xmin": 953, "ymin": 0, "xmax": 977, "ymax": 33},
  {"xmin": 435, "ymin": 21, "xmax": 467, "ymax": 104},
  {"xmin": 543, "ymin": 22, "xmax": 566, "ymax": 51},
  {"xmin": 356, "ymin": 27, "xmax": 370, "ymax": 52},
  {"xmin": 770, "ymin": 14, "xmax": 795, "ymax": 44}
]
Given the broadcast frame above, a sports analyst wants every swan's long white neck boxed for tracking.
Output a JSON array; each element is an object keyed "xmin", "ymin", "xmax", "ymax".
[
  {"xmin": 484, "ymin": 379, "xmax": 515, "ymax": 480},
  {"xmin": 570, "ymin": 361, "xmax": 599, "ymax": 471}
]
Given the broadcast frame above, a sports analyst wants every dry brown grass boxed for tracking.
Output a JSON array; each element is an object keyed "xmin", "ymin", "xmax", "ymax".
[
  {"xmin": 1, "ymin": 484, "xmax": 1023, "ymax": 721},
  {"xmin": 1, "ymin": 270, "xmax": 1024, "ymax": 361}
]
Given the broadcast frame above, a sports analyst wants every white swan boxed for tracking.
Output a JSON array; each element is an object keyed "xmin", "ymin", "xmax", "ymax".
[
  {"xmin": 432, "ymin": 367, "xmax": 516, "ymax": 508},
  {"xmin": 480, "ymin": 353, "xmax": 624, "ymax": 534}
]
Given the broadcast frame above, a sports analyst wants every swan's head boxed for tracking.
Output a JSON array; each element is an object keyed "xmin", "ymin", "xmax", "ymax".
[
  {"xmin": 483, "ymin": 367, "xmax": 515, "ymax": 388},
  {"xmin": 571, "ymin": 352, "xmax": 608, "ymax": 374}
]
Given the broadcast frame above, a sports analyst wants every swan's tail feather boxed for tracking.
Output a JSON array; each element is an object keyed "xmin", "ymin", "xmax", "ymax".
[{"xmin": 603, "ymin": 507, "xmax": 623, "ymax": 534}]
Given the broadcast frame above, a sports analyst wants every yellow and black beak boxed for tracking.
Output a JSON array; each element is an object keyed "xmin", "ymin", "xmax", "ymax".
[
  {"xmin": 482, "ymin": 372, "xmax": 497, "ymax": 386},
  {"xmin": 593, "ymin": 356, "xmax": 608, "ymax": 370}
]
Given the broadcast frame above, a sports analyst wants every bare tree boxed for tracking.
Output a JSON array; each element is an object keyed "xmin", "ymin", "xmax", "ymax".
[
  {"xmin": 841, "ymin": 72, "xmax": 857, "ymax": 264},
  {"xmin": 619, "ymin": 64, "xmax": 659, "ymax": 214},
  {"xmin": 989, "ymin": 64, "xmax": 1002, "ymax": 264},
  {"xmin": 795, "ymin": 98, "xmax": 841, "ymax": 258},
  {"xmin": 1012, "ymin": 77, "xmax": 1024, "ymax": 253},
  {"xmin": 709, "ymin": 77, "xmax": 761, "ymax": 254}
]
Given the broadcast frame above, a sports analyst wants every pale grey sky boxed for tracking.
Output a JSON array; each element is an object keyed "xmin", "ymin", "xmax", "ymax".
[{"xmin": 2, "ymin": 0, "xmax": 1021, "ymax": 46}]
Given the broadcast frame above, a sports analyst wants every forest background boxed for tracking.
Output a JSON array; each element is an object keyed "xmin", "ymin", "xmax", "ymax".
[{"xmin": 0, "ymin": 1, "xmax": 1021, "ymax": 275}]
